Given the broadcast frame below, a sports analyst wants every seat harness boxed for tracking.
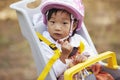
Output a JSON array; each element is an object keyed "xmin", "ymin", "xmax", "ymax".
[
  {"xmin": 36, "ymin": 32, "xmax": 61, "ymax": 80},
  {"xmin": 36, "ymin": 32, "xmax": 85, "ymax": 80}
]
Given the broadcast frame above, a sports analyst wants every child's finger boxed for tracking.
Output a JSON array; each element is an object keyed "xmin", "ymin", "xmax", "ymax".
[
  {"xmin": 58, "ymin": 39, "xmax": 68, "ymax": 45},
  {"xmin": 57, "ymin": 40, "xmax": 64, "ymax": 44},
  {"xmin": 57, "ymin": 37, "xmax": 70, "ymax": 44}
]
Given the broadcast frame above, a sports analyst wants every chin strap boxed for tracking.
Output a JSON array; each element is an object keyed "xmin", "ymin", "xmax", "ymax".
[
  {"xmin": 58, "ymin": 15, "xmax": 75, "ymax": 42},
  {"xmin": 69, "ymin": 14, "xmax": 74, "ymax": 36},
  {"xmin": 36, "ymin": 32, "xmax": 61, "ymax": 80}
]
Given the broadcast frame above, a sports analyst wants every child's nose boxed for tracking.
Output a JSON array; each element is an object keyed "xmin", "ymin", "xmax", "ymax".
[{"xmin": 55, "ymin": 24, "xmax": 62, "ymax": 30}]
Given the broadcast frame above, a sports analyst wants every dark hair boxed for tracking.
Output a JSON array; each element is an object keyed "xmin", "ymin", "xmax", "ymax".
[
  {"xmin": 47, "ymin": 8, "xmax": 71, "ymax": 20},
  {"xmin": 47, "ymin": 8, "xmax": 78, "ymax": 36}
]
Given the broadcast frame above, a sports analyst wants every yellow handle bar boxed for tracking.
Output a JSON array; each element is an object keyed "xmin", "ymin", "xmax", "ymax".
[{"xmin": 64, "ymin": 51, "xmax": 119, "ymax": 80}]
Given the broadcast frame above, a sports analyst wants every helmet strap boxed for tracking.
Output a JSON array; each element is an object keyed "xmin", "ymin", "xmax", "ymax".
[
  {"xmin": 69, "ymin": 14, "xmax": 74, "ymax": 37},
  {"xmin": 58, "ymin": 15, "xmax": 74, "ymax": 42}
]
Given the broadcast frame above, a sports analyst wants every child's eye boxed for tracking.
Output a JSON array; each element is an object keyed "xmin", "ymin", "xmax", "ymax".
[
  {"xmin": 50, "ymin": 21, "xmax": 55, "ymax": 24},
  {"xmin": 63, "ymin": 22, "xmax": 68, "ymax": 25}
]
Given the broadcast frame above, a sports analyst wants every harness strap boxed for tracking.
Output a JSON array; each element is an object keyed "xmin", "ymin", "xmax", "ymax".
[
  {"xmin": 36, "ymin": 32, "xmax": 85, "ymax": 80},
  {"xmin": 36, "ymin": 32, "xmax": 61, "ymax": 80},
  {"xmin": 79, "ymin": 41, "xmax": 85, "ymax": 53}
]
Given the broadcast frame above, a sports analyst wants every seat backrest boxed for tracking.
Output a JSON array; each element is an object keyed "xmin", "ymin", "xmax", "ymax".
[
  {"xmin": 10, "ymin": 0, "xmax": 98, "ymax": 80},
  {"xmin": 10, "ymin": 1, "xmax": 56, "ymax": 80}
]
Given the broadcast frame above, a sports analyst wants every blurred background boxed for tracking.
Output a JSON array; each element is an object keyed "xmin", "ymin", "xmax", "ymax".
[{"xmin": 0, "ymin": 0, "xmax": 120, "ymax": 80}]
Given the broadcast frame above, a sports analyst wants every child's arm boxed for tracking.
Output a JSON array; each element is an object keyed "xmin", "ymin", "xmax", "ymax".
[{"xmin": 59, "ymin": 40, "xmax": 73, "ymax": 63}]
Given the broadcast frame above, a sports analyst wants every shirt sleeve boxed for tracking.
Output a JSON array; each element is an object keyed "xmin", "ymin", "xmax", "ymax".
[
  {"xmin": 80, "ymin": 36, "xmax": 96, "ymax": 57},
  {"xmin": 53, "ymin": 59, "xmax": 67, "ymax": 77},
  {"xmin": 40, "ymin": 42, "xmax": 67, "ymax": 78},
  {"xmin": 70, "ymin": 34, "xmax": 96, "ymax": 57}
]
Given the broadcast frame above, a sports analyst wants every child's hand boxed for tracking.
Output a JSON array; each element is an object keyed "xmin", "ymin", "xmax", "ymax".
[
  {"xmin": 68, "ymin": 54, "xmax": 88, "ymax": 67},
  {"xmin": 61, "ymin": 40, "xmax": 73, "ymax": 56},
  {"xmin": 59, "ymin": 40, "xmax": 73, "ymax": 63},
  {"xmin": 74, "ymin": 54, "xmax": 87, "ymax": 64}
]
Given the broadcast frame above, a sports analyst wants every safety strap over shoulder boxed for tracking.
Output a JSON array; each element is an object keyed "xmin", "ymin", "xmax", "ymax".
[
  {"xmin": 36, "ymin": 32, "xmax": 61, "ymax": 80},
  {"xmin": 36, "ymin": 32, "xmax": 85, "ymax": 80}
]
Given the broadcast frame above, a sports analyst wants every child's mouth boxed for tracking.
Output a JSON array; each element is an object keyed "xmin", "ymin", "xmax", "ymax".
[{"xmin": 54, "ymin": 33, "xmax": 62, "ymax": 36}]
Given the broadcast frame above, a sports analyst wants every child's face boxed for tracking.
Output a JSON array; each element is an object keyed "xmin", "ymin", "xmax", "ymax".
[{"xmin": 47, "ymin": 11, "xmax": 75, "ymax": 41}]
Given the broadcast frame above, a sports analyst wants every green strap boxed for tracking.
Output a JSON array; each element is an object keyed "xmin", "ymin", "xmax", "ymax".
[{"xmin": 36, "ymin": 32, "xmax": 61, "ymax": 80}]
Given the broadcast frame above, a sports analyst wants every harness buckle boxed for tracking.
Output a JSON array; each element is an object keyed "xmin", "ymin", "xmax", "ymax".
[{"xmin": 49, "ymin": 43, "xmax": 57, "ymax": 50}]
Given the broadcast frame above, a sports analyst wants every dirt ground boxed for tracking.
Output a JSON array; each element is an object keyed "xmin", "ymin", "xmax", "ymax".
[{"xmin": 0, "ymin": 0, "xmax": 120, "ymax": 80}]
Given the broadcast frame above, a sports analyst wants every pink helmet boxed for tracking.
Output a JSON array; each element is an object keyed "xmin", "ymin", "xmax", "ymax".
[{"xmin": 40, "ymin": 0, "xmax": 84, "ymax": 31}]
